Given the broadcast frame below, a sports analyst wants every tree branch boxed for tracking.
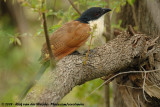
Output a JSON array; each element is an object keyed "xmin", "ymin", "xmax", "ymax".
[
  {"xmin": 23, "ymin": 31, "xmax": 159, "ymax": 104},
  {"xmin": 42, "ymin": 0, "xmax": 54, "ymax": 63},
  {"xmin": 67, "ymin": 0, "xmax": 81, "ymax": 15}
]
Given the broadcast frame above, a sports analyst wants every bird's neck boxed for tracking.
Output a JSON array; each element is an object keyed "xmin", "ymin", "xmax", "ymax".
[
  {"xmin": 76, "ymin": 18, "xmax": 88, "ymax": 23},
  {"xmin": 88, "ymin": 15, "xmax": 105, "ymax": 37}
]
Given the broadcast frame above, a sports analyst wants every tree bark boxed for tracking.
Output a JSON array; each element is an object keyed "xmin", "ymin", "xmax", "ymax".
[
  {"xmin": 23, "ymin": 29, "xmax": 159, "ymax": 106},
  {"xmin": 113, "ymin": 0, "xmax": 160, "ymax": 107}
]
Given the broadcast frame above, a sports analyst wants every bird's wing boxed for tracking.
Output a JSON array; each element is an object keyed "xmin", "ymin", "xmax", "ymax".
[{"xmin": 41, "ymin": 21, "xmax": 90, "ymax": 60}]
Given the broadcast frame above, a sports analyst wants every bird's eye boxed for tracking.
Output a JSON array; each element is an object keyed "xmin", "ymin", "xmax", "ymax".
[{"xmin": 94, "ymin": 13, "xmax": 99, "ymax": 16}]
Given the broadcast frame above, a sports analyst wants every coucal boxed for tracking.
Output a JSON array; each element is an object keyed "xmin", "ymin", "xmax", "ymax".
[
  {"xmin": 42, "ymin": 7, "xmax": 111, "ymax": 60},
  {"xmin": 20, "ymin": 7, "xmax": 111, "ymax": 99}
]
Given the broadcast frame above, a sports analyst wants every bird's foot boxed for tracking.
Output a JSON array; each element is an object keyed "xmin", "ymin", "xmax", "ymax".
[
  {"xmin": 83, "ymin": 49, "xmax": 95, "ymax": 56},
  {"xmin": 70, "ymin": 51, "xmax": 81, "ymax": 55}
]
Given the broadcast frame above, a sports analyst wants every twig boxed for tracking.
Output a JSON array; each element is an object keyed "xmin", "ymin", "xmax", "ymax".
[
  {"xmin": 84, "ymin": 69, "xmax": 160, "ymax": 99},
  {"xmin": 127, "ymin": 25, "xmax": 136, "ymax": 36},
  {"xmin": 83, "ymin": 24, "xmax": 97, "ymax": 64},
  {"xmin": 41, "ymin": 0, "xmax": 54, "ymax": 64},
  {"xmin": 137, "ymin": 94, "xmax": 141, "ymax": 107},
  {"xmin": 141, "ymin": 66, "xmax": 151, "ymax": 102},
  {"xmin": 83, "ymin": 36, "xmax": 92, "ymax": 64},
  {"xmin": 67, "ymin": 0, "xmax": 81, "ymax": 15},
  {"xmin": 110, "ymin": 7, "xmax": 115, "ymax": 21}
]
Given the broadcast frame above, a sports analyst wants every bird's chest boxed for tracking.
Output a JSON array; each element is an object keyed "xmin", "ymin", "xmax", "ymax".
[{"xmin": 77, "ymin": 16, "xmax": 106, "ymax": 53}]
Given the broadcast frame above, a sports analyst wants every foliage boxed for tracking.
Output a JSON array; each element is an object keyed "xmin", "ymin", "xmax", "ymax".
[
  {"xmin": 75, "ymin": 79, "xmax": 105, "ymax": 107},
  {"xmin": 127, "ymin": 0, "xmax": 135, "ymax": 6},
  {"xmin": 0, "ymin": 13, "xmax": 40, "ymax": 105}
]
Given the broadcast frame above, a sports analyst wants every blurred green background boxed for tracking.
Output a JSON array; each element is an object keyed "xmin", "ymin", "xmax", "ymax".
[{"xmin": 0, "ymin": 0, "xmax": 132, "ymax": 106}]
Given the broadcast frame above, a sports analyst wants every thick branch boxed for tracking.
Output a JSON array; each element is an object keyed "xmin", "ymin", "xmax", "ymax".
[{"xmin": 24, "ymin": 32, "xmax": 154, "ymax": 104}]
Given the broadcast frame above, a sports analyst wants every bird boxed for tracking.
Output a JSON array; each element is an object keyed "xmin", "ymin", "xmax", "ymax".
[
  {"xmin": 42, "ymin": 7, "xmax": 111, "ymax": 60},
  {"xmin": 20, "ymin": 7, "xmax": 111, "ymax": 99}
]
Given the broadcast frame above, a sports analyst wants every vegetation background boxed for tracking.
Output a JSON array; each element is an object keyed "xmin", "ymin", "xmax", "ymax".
[{"xmin": 0, "ymin": 0, "xmax": 136, "ymax": 107}]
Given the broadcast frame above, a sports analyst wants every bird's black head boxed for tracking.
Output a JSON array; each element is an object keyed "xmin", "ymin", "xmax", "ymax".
[{"xmin": 77, "ymin": 7, "xmax": 111, "ymax": 23}]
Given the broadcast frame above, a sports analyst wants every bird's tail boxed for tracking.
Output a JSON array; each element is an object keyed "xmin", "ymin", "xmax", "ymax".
[{"xmin": 19, "ymin": 61, "xmax": 50, "ymax": 100}]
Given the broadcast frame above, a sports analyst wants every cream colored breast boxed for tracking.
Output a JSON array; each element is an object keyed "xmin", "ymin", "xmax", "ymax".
[{"xmin": 77, "ymin": 15, "xmax": 106, "ymax": 53}]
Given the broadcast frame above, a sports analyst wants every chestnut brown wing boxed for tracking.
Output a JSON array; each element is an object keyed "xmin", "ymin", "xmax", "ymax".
[{"xmin": 41, "ymin": 21, "xmax": 90, "ymax": 61}]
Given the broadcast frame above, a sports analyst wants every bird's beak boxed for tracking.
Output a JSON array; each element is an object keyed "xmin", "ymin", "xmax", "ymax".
[{"xmin": 102, "ymin": 8, "xmax": 111, "ymax": 13}]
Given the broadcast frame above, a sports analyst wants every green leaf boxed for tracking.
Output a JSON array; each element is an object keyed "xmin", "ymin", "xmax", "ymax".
[
  {"xmin": 49, "ymin": 25, "xmax": 62, "ymax": 34},
  {"xmin": 16, "ymin": 38, "xmax": 21, "ymax": 46},
  {"xmin": 9, "ymin": 37, "xmax": 15, "ymax": 44},
  {"xmin": 34, "ymin": 29, "xmax": 43, "ymax": 36},
  {"xmin": 127, "ymin": 0, "xmax": 135, "ymax": 6},
  {"xmin": 46, "ymin": 9, "xmax": 54, "ymax": 16}
]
